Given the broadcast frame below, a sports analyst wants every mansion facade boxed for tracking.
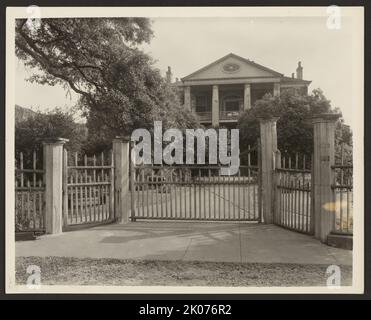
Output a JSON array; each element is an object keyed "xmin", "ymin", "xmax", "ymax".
[{"xmin": 169, "ymin": 53, "xmax": 311, "ymax": 127}]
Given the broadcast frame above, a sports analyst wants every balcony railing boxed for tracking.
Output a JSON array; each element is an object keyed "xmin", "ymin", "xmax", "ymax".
[
  {"xmin": 194, "ymin": 111, "xmax": 241, "ymax": 122},
  {"xmin": 219, "ymin": 111, "xmax": 240, "ymax": 121},
  {"xmin": 195, "ymin": 112, "xmax": 212, "ymax": 122}
]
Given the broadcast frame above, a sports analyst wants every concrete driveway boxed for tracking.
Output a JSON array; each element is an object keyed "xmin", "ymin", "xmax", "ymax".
[{"xmin": 16, "ymin": 222, "xmax": 352, "ymax": 266}]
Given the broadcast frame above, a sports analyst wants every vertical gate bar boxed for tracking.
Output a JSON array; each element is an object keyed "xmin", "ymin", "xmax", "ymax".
[
  {"xmin": 169, "ymin": 169, "xmax": 173, "ymax": 218},
  {"xmin": 179, "ymin": 169, "xmax": 185, "ymax": 218},
  {"xmin": 160, "ymin": 168, "xmax": 164, "ymax": 219},
  {"xmin": 88, "ymin": 176, "xmax": 93, "ymax": 222},
  {"xmin": 202, "ymin": 169, "xmax": 205, "ymax": 220},
  {"xmin": 20, "ymin": 152, "xmax": 24, "ymax": 222},
  {"xmin": 84, "ymin": 155, "xmax": 88, "ymax": 222},
  {"xmin": 141, "ymin": 169, "xmax": 145, "ymax": 218},
  {"xmin": 238, "ymin": 168, "xmax": 241, "ymax": 220},
  {"xmin": 100, "ymin": 152, "xmax": 105, "ymax": 221},
  {"xmin": 93, "ymin": 155, "xmax": 96, "ymax": 222},
  {"xmin": 195, "ymin": 168, "xmax": 198, "ymax": 219},
  {"xmin": 257, "ymin": 141, "xmax": 262, "ymax": 221},
  {"xmin": 247, "ymin": 151, "xmax": 251, "ymax": 219},
  {"xmin": 155, "ymin": 170, "xmax": 159, "ymax": 218},
  {"xmin": 15, "ymin": 180, "xmax": 18, "ymax": 228},
  {"xmin": 137, "ymin": 168, "xmax": 141, "ymax": 218},
  {"xmin": 80, "ymin": 174, "xmax": 84, "ymax": 223},
  {"xmin": 346, "ymin": 186, "xmax": 350, "ymax": 232},
  {"xmin": 146, "ymin": 171, "xmax": 150, "ymax": 218},
  {"xmin": 197, "ymin": 168, "xmax": 203, "ymax": 219},
  {"xmin": 223, "ymin": 174, "xmax": 226, "ymax": 220},
  {"xmin": 151, "ymin": 169, "xmax": 154, "ymax": 218},
  {"xmin": 110, "ymin": 151, "xmax": 114, "ymax": 221},
  {"xmin": 208, "ymin": 169, "xmax": 211, "ymax": 220},
  {"xmin": 340, "ymin": 145, "xmax": 344, "ymax": 231},
  {"xmin": 306, "ymin": 181, "xmax": 310, "ymax": 233},
  {"xmin": 63, "ymin": 149, "xmax": 68, "ymax": 227},
  {"xmin": 129, "ymin": 158, "xmax": 135, "ymax": 220},
  {"xmin": 299, "ymin": 179, "xmax": 302, "ymax": 231},
  {"xmin": 287, "ymin": 173, "xmax": 290, "ymax": 228},
  {"xmin": 174, "ymin": 169, "xmax": 178, "ymax": 219},
  {"xmin": 38, "ymin": 180, "xmax": 43, "ymax": 228},
  {"xmin": 26, "ymin": 180, "xmax": 30, "ymax": 229}
]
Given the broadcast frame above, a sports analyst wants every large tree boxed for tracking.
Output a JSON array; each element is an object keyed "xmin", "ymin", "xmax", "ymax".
[
  {"xmin": 237, "ymin": 88, "xmax": 352, "ymax": 165},
  {"xmin": 15, "ymin": 18, "xmax": 198, "ymax": 153}
]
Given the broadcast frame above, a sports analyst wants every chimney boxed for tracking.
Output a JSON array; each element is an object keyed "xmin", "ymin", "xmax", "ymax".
[
  {"xmin": 166, "ymin": 66, "xmax": 172, "ymax": 83},
  {"xmin": 291, "ymin": 73, "xmax": 295, "ymax": 78},
  {"xmin": 296, "ymin": 61, "xmax": 303, "ymax": 80}
]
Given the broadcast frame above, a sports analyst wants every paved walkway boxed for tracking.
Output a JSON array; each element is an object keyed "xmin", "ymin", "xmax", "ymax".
[{"xmin": 16, "ymin": 222, "xmax": 352, "ymax": 265}]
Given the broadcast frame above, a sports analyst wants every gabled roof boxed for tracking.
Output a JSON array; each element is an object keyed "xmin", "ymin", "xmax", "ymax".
[{"xmin": 181, "ymin": 53, "xmax": 284, "ymax": 81}]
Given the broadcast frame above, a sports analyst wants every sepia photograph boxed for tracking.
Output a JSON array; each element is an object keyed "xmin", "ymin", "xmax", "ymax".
[{"xmin": 5, "ymin": 6, "xmax": 364, "ymax": 294}]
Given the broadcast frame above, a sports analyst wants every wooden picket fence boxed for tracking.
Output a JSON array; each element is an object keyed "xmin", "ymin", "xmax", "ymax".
[
  {"xmin": 15, "ymin": 151, "xmax": 45, "ymax": 233},
  {"xmin": 62, "ymin": 150, "xmax": 115, "ymax": 230}
]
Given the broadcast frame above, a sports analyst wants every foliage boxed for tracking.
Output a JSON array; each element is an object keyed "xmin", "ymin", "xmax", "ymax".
[
  {"xmin": 15, "ymin": 107, "xmax": 87, "ymax": 166},
  {"xmin": 15, "ymin": 18, "xmax": 199, "ymax": 155},
  {"xmin": 237, "ymin": 88, "xmax": 352, "ymax": 163}
]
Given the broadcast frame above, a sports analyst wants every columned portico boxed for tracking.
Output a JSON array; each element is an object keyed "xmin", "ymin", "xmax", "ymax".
[
  {"xmin": 244, "ymin": 84, "xmax": 251, "ymax": 110},
  {"xmin": 212, "ymin": 85, "xmax": 219, "ymax": 127},
  {"xmin": 175, "ymin": 53, "xmax": 311, "ymax": 127}
]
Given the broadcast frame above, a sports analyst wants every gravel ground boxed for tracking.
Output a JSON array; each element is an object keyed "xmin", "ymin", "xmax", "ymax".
[{"xmin": 16, "ymin": 256, "xmax": 352, "ymax": 287}]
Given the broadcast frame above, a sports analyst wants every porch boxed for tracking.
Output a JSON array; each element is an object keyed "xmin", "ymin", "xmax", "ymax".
[{"xmin": 186, "ymin": 83, "xmax": 278, "ymax": 125}]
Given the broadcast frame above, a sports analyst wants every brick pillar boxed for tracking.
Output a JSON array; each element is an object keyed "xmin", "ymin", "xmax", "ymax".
[
  {"xmin": 212, "ymin": 85, "xmax": 219, "ymax": 127},
  {"xmin": 244, "ymin": 83, "xmax": 251, "ymax": 110},
  {"xmin": 312, "ymin": 113, "xmax": 340, "ymax": 242},
  {"xmin": 113, "ymin": 136, "xmax": 131, "ymax": 223},
  {"xmin": 259, "ymin": 117, "xmax": 279, "ymax": 224},
  {"xmin": 184, "ymin": 86, "xmax": 191, "ymax": 111},
  {"xmin": 43, "ymin": 138, "xmax": 69, "ymax": 234}
]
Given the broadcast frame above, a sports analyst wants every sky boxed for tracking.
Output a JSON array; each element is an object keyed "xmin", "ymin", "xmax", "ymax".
[{"xmin": 15, "ymin": 16, "xmax": 357, "ymax": 127}]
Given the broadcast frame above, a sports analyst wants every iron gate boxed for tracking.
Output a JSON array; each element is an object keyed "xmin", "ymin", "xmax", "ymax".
[
  {"xmin": 131, "ymin": 163, "xmax": 261, "ymax": 222},
  {"xmin": 62, "ymin": 149, "xmax": 115, "ymax": 230},
  {"xmin": 273, "ymin": 153, "xmax": 314, "ymax": 234}
]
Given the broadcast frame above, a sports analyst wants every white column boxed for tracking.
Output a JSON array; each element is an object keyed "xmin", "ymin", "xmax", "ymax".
[
  {"xmin": 113, "ymin": 136, "xmax": 131, "ymax": 223},
  {"xmin": 312, "ymin": 114, "xmax": 341, "ymax": 242},
  {"xmin": 259, "ymin": 117, "xmax": 279, "ymax": 224},
  {"xmin": 212, "ymin": 85, "xmax": 219, "ymax": 127},
  {"xmin": 43, "ymin": 138, "xmax": 69, "ymax": 234},
  {"xmin": 184, "ymin": 86, "xmax": 191, "ymax": 111},
  {"xmin": 273, "ymin": 83, "xmax": 281, "ymax": 96},
  {"xmin": 244, "ymin": 84, "xmax": 251, "ymax": 110}
]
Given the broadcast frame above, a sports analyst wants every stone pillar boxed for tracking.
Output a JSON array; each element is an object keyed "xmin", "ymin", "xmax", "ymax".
[
  {"xmin": 212, "ymin": 85, "xmax": 219, "ymax": 127},
  {"xmin": 244, "ymin": 83, "xmax": 251, "ymax": 110},
  {"xmin": 113, "ymin": 136, "xmax": 131, "ymax": 224},
  {"xmin": 312, "ymin": 113, "xmax": 340, "ymax": 242},
  {"xmin": 259, "ymin": 117, "xmax": 279, "ymax": 224},
  {"xmin": 43, "ymin": 138, "xmax": 69, "ymax": 234},
  {"xmin": 184, "ymin": 86, "xmax": 191, "ymax": 111},
  {"xmin": 273, "ymin": 83, "xmax": 281, "ymax": 96}
]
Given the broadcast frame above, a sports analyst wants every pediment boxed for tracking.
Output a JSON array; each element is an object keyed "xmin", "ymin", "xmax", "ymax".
[{"xmin": 182, "ymin": 53, "xmax": 283, "ymax": 81}]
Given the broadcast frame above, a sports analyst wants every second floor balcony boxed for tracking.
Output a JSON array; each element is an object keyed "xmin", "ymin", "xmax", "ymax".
[{"xmin": 194, "ymin": 110, "xmax": 241, "ymax": 123}]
